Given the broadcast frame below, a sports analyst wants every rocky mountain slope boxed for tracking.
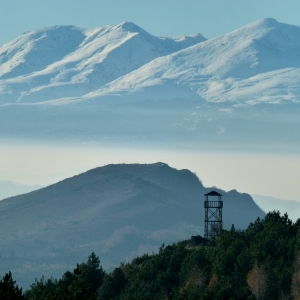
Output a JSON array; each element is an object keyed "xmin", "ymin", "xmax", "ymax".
[{"xmin": 0, "ymin": 163, "xmax": 264, "ymax": 289}]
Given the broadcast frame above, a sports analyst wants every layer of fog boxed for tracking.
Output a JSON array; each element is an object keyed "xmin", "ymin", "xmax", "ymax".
[{"xmin": 0, "ymin": 141, "xmax": 299, "ymax": 202}]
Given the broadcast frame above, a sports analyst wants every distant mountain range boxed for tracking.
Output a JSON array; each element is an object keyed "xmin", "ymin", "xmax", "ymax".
[
  {"xmin": 0, "ymin": 22, "xmax": 205, "ymax": 104},
  {"xmin": 0, "ymin": 163, "xmax": 264, "ymax": 289},
  {"xmin": 82, "ymin": 18, "xmax": 300, "ymax": 106},
  {"xmin": 1, "ymin": 18, "xmax": 299, "ymax": 106},
  {"xmin": 252, "ymin": 194, "xmax": 300, "ymax": 222},
  {"xmin": 0, "ymin": 19, "xmax": 299, "ymax": 150},
  {"xmin": 0, "ymin": 181, "xmax": 42, "ymax": 200}
]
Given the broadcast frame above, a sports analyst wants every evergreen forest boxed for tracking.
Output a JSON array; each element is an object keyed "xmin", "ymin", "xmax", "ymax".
[{"xmin": 2, "ymin": 211, "xmax": 300, "ymax": 300}]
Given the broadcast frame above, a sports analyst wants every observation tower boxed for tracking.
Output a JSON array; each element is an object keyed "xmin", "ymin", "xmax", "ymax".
[{"xmin": 204, "ymin": 191, "xmax": 223, "ymax": 238}]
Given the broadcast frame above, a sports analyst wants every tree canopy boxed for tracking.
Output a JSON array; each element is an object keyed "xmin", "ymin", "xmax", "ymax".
[{"xmin": 2, "ymin": 211, "xmax": 300, "ymax": 300}]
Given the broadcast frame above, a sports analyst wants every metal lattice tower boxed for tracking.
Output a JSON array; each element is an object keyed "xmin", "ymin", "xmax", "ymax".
[{"xmin": 204, "ymin": 191, "xmax": 223, "ymax": 239}]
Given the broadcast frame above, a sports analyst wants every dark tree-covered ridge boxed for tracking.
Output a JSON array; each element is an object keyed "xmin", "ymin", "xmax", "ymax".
[{"xmin": 2, "ymin": 211, "xmax": 300, "ymax": 300}]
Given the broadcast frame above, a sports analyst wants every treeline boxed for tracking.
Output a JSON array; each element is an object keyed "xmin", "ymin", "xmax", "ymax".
[{"xmin": 2, "ymin": 211, "xmax": 300, "ymax": 300}]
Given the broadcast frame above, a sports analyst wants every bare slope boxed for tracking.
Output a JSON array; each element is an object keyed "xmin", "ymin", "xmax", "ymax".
[{"xmin": 0, "ymin": 163, "xmax": 263, "ymax": 289}]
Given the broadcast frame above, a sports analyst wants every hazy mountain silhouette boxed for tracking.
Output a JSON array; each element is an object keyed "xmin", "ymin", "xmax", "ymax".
[
  {"xmin": 252, "ymin": 194, "xmax": 300, "ymax": 222},
  {"xmin": 0, "ymin": 163, "xmax": 264, "ymax": 289},
  {"xmin": 0, "ymin": 181, "xmax": 42, "ymax": 200}
]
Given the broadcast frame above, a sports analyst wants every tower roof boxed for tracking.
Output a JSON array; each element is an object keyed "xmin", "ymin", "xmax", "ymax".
[{"xmin": 204, "ymin": 191, "xmax": 222, "ymax": 196}]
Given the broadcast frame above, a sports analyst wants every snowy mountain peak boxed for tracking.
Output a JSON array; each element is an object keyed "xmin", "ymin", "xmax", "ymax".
[
  {"xmin": 248, "ymin": 17, "xmax": 279, "ymax": 28},
  {"xmin": 117, "ymin": 21, "xmax": 145, "ymax": 33}
]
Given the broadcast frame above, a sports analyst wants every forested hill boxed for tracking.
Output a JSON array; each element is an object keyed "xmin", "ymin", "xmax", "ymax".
[
  {"xmin": 2, "ymin": 211, "xmax": 300, "ymax": 299},
  {"xmin": 0, "ymin": 163, "xmax": 264, "ymax": 288}
]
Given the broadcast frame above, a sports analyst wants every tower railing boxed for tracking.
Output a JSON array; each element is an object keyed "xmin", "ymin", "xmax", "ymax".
[{"xmin": 204, "ymin": 201, "xmax": 223, "ymax": 208}]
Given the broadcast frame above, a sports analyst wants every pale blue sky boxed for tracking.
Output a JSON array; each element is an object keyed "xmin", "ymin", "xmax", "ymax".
[{"xmin": 1, "ymin": 0, "xmax": 300, "ymax": 44}]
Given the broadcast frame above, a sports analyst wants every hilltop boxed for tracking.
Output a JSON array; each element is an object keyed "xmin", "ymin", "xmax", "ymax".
[{"xmin": 0, "ymin": 163, "xmax": 264, "ymax": 288}]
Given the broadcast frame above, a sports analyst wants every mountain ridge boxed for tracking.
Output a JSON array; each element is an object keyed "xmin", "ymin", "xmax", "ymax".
[
  {"xmin": 84, "ymin": 18, "xmax": 300, "ymax": 106},
  {"xmin": 0, "ymin": 163, "xmax": 264, "ymax": 289},
  {"xmin": 0, "ymin": 181, "xmax": 42, "ymax": 200},
  {"xmin": 0, "ymin": 22, "xmax": 206, "ymax": 104},
  {"xmin": 1, "ymin": 18, "xmax": 300, "ymax": 106}
]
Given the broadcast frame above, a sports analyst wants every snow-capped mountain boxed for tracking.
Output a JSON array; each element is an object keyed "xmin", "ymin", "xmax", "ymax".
[
  {"xmin": 0, "ymin": 19, "xmax": 299, "ymax": 151},
  {"xmin": 86, "ymin": 18, "xmax": 300, "ymax": 106},
  {"xmin": 1, "ymin": 18, "xmax": 300, "ymax": 106},
  {"xmin": 0, "ymin": 22, "xmax": 206, "ymax": 103}
]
